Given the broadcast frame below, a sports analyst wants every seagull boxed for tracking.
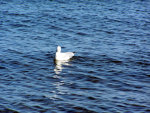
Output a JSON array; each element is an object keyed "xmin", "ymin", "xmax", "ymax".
[{"xmin": 55, "ymin": 46, "xmax": 75, "ymax": 61}]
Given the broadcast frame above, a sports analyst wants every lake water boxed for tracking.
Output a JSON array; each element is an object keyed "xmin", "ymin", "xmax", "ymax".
[{"xmin": 0, "ymin": 0, "xmax": 150, "ymax": 113}]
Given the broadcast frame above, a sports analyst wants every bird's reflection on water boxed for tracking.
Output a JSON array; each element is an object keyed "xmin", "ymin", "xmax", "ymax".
[
  {"xmin": 54, "ymin": 60, "xmax": 71, "ymax": 74},
  {"xmin": 51, "ymin": 60, "xmax": 72, "ymax": 100}
]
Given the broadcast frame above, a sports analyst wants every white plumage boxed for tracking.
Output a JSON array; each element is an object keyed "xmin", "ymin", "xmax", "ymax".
[{"xmin": 55, "ymin": 46, "xmax": 75, "ymax": 61}]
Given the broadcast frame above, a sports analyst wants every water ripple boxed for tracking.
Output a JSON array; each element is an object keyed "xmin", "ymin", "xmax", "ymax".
[{"xmin": 0, "ymin": 0, "xmax": 150, "ymax": 113}]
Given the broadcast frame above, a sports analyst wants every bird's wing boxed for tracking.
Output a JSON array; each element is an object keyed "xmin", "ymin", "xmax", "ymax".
[{"xmin": 62, "ymin": 52, "xmax": 74, "ymax": 59}]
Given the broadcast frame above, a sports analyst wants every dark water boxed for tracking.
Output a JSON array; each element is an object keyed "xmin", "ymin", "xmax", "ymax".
[{"xmin": 0, "ymin": 0, "xmax": 150, "ymax": 112}]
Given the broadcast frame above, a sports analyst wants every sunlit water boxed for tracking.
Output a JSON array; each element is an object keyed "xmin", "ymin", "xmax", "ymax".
[{"xmin": 0, "ymin": 0, "xmax": 150, "ymax": 112}]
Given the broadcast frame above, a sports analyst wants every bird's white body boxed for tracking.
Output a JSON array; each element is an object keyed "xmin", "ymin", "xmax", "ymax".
[{"xmin": 55, "ymin": 46, "xmax": 75, "ymax": 61}]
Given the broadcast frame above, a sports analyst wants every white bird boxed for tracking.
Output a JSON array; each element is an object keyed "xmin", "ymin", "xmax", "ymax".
[{"xmin": 55, "ymin": 46, "xmax": 75, "ymax": 61}]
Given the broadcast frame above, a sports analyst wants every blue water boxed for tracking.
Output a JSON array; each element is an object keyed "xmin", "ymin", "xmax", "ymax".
[{"xmin": 0, "ymin": 0, "xmax": 150, "ymax": 112}]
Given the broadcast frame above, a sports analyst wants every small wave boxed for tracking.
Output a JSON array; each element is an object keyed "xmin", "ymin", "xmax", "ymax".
[
  {"xmin": 85, "ymin": 75, "xmax": 105, "ymax": 83},
  {"xmin": 76, "ymin": 32, "xmax": 90, "ymax": 36},
  {"xmin": 105, "ymin": 57, "xmax": 123, "ymax": 64},
  {"xmin": 136, "ymin": 61, "xmax": 150, "ymax": 66},
  {"xmin": 72, "ymin": 106, "xmax": 98, "ymax": 113},
  {"xmin": 10, "ymin": 23, "xmax": 29, "ymax": 28},
  {"xmin": 0, "ymin": 105, "xmax": 19, "ymax": 113},
  {"xmin": 0, "ymin": 66, "xmax": 6, "ymax": 69},
  {"xmin": 10, "ymin": 61, "xmax": 21, "ymax": 65},
  {"xmin": 7, "ymin": 49, "xmax": 23, "ymax": 55},
  {"xmin": 8, "ymin": 13, "xmax": 27, "ymax": 17}
]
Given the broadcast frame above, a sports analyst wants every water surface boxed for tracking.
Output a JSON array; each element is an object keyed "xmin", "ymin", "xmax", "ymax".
[{"xmin": 0, "ymin": 0, "xmax": 150, "ymax": 112}]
